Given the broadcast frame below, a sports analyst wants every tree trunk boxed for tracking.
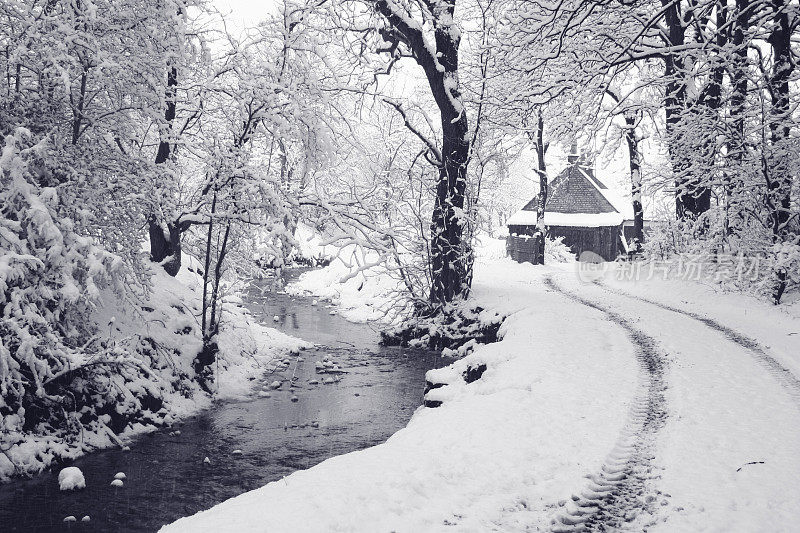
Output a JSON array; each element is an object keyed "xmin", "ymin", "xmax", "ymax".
[
  {"xmin": 150, "ymin": 66, "xmax": 181, "ymax": 276},
  {"xmin": 430, "ymin": 115, "xmax": 469, "ymax": 305},
  {"xmin": 195, "ymin": 222, "xmax": 230, "ymax": 388},
  {"xmin": 767, "ymin": 0, "xmax": 794, "ymax": 303},
  {"xmin": 663, "ymin": 0, "xmax": 710, "ymax": 220},
  {"xmin": 195, "ymin": 191, "xmax": 224, "ymax": 389},
  {"xmin": 374, "ymin": 0, "xmax": 472, "ymax": 308},
  {"xmin": 534, "ymin": 112, "xmax": 547, "ymax": 264},
  {"xmin": 148, "ymin": 218, "xmax": 181, "ymax": 277},
  {"xmin": 767, "ymin": 0, "xmax": 792, "ymax": 240},
  {"xmin": 625, "ymin": 113, "xmax": 644, "ymax": 251},
  {"xmin": 727, "ymin": 0, "xmax": 750, "ymax": 234},
  {"xmin": 426, "ymin": 5, "xmax": 470, "ymax": 306}
]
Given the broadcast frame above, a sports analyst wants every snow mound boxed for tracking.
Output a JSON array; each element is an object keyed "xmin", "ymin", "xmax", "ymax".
[{"xmin": 58, "ymin": 467, "xmax": 85, "ymax": 491}]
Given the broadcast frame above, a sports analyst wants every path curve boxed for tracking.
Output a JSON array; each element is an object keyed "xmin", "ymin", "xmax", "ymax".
[
  {"xmin": 594, "ymin": 280, "xmax": 800, "ymax": 407},
  {"xmin": 545, "ymin": 276, "xmax": 669, "ymax": 532},
  {"xmin": 546, "ymin": 273, "xmax": 800, "ymax": 532}
]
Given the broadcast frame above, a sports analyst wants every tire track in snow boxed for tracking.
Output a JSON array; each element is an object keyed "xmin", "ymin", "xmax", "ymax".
[
  {"xmin": 544, "ymin": 276, "xmax": 668, "ymax": 532},
  {"xmin": 594, "ymin": 281, "xmax": 800, "ymax": 407}
]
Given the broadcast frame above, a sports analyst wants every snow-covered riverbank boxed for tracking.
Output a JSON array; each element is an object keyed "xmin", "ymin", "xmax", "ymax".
[
  {"xmin": 0, "ymin": 261, "xmax": 308, "ymax": 481},
  {"xmin": 161, "ymin": 244, "xmax": 800, "ymax": 532}
]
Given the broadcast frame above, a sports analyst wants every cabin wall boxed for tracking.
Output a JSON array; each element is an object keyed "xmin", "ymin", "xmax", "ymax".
[
  {"xmin": 508, "ymin": 224, "xmax": 623, "ymax": 262},
  {"xmin": 508, "ymin": 224, "xmax": 539, "ymax": 237},
  {"xmin": 506, "ymin": 233, "xmax": 543, "ymax": 265},
  {"xmin": 548, "ymin": 225, "xmax": 622, "ymax": 261}
]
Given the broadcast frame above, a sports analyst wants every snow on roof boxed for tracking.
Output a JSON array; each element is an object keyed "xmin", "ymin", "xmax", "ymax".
[
  {"xmin": 506, "ymin": 209, "xmax": 539, "ymax": 226},
  {"xmin": 507, "ymin": 209, "xmax": 624, "ymax": 228},
  {"xmin": 545, "ymin": 211, "xmax": 624, "ymax": 227}
]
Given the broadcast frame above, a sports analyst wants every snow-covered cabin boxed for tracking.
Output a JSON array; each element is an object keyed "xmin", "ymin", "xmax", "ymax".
[{"xmin": 507, "ymin": 152, "xmax": 632, "ymax": 262}]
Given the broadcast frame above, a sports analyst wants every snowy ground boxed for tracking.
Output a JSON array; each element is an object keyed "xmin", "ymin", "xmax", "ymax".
[
  {"xmin": 162, "ymin": 241, "xmax": 800, "ymax": 532},
  {"xmin": 284, "ymin": 253, "xmax": 403, "ymax": 324}
]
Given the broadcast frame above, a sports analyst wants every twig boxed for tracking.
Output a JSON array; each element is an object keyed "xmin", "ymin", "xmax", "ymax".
[{"xmin": 736, "ymin": 461, "xmax": 765, "ymax": 472}]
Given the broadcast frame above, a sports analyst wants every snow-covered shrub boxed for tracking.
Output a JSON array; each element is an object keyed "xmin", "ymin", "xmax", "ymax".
[
  {"xmin": 545, "ymin": 235, "xmax": 577, "ymax": 263},
  {"xmin": 770, "ymin": 239, "xmax": 800, "ymax": 299},
  {"xmin": 287, "ymin": 222, "xmax": 335, "ymax": 267},
  {"xmin": 287, "ymin": 249, "xmax": 414, "ymax": 324},
  {"xmin": 0, "ymin": 131, "xmax": 302, "ymax": 479},
  {"xmin": 44, "ymin": 140, "xmax": 151, "ymax": 284},
  {"xmin": 640, "ymin": 208, "xmax": 799, "ymax": 301},
  {"xmin": 474, "ymin": 234, "xmax": 508, "ymax": 260},
  {"xmin": 1, "ymin": 130, "xmax": 119, "ymax": 403},
  {"xmin": 0, "ymin": 130, "xmax": 158, "ymax": 468}
]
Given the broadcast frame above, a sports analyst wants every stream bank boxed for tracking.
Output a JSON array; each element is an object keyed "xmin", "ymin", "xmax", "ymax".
[{"xmin": 0, "ymin": 270, "xmax": 444, "ymax": 532}]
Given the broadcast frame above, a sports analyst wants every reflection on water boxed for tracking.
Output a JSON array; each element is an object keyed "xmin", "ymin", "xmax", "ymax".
[
  {"xmin": 0, "ymin": 269, "xmax": 444, "ymax": 532},
  {"xmin": 247, "ymin": 269, "xmax": 384, "ymax": 350}
]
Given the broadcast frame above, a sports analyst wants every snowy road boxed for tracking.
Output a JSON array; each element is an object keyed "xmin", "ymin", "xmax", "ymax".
[
  {"xmin": 552, "ymin": 271, "xmax": 800, "ymax": 532},
  {"xmin": 544, "ymin": 276, "xmax": 668, "ymax": 532},
  {"xmin": 596, "ymin": 280, "xmax": 800, "ymax": 406}
]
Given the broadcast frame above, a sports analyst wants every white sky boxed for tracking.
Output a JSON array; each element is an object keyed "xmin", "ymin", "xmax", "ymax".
[{"xmin": 212, "ymin": 0, "xmax": 278, "ymax": 31}]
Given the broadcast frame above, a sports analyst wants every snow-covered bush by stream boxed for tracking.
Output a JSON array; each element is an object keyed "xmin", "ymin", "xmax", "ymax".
[
  {"xmin": 0, "ymin": 131, "xmax": 306, "ymax": 479},
  {"xmin": 1, "ymin": 257, "xmax": 306, "ymax": 480},
  {"xmin": 288, "ymin": 234, "xmax": 575, "ymax": 325},
  {"xmin": 291, "ymin": 222, "xmax": 337, "ymax": 266},
  {"xmin": 1, "ymin": 130, "xmax": 128, "ymax": 475}
]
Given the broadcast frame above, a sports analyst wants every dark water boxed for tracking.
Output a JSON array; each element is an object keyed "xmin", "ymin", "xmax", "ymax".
[{"xmin": 0, "ymin": 269, "xmax": 443, "ymax": 532}]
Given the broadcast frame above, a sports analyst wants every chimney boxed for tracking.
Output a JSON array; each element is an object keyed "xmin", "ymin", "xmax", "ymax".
[{"xmin": 567, "ymin": 141, "xmax": 579, "ymax": 165}]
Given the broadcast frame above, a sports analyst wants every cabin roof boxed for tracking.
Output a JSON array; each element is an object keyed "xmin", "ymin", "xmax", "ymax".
[
  {"xmin": 507, "ymin": 161, "xmax": 626, "ymax": 228},
  {"xmin": 543, "ymin": 164, "xmax": 618, "ymax": 214}
]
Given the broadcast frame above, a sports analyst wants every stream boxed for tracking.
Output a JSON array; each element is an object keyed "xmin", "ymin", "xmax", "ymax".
[{"xmin": 0, "ymin": 269, "xmax": 444, "ymax": 532}]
